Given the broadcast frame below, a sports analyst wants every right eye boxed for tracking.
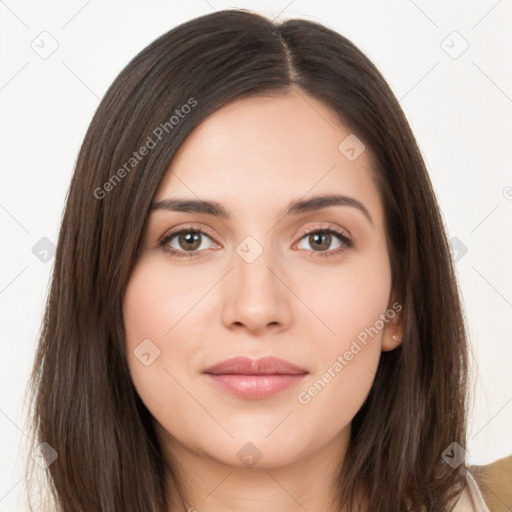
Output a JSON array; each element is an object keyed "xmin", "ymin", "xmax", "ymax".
[{"xmin": 159, "ymin": 227, "xmax": 220, "ymax": 258}]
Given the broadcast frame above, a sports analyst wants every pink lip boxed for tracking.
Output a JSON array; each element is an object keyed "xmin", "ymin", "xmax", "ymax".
[{"xmin": 203, "ymin": 356, "xmax": 309, "ymax": 400}]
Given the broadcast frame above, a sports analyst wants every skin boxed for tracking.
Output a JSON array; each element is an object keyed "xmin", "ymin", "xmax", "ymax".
[{"xmin": 123, "ymin": 87, "xmax": 403, "ymax": 512}]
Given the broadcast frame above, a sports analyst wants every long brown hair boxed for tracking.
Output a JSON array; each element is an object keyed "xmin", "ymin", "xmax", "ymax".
[{"xmin": 25, "ymin": 8, "xmax": 470, "ymax": 511}]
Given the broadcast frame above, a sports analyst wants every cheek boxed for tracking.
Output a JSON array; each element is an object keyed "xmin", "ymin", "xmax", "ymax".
[
  {"xmin": 291, "ymin": 250, "xmax": 391, "ymax": 416},
  {"xmin": 123, "ymin": 280, "xmax": 161, "ymax": 346},
  {"xmin": 123, "ymin": 258, "xmax": 208, "ymax": 349},
  {"xmin": 122, "ymin": 256, "xmax": 225, "ymax": 410},
  {"xmin": 298, "ymin": 252, "xmax": 392, "ymax": 353},
  {"xmin": 122, "ymin": 260, "xmax": 197, "ymax": 413}
]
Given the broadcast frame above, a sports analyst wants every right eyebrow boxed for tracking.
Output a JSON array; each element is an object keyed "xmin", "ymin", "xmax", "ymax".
[{"xmin": 150, "ymin": 198, "xmax": 229, "ymax": 218}]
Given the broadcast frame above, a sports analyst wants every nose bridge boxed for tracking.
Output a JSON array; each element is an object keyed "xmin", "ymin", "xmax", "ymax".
[
  {"xmin": 221, "ymin": 232, "xmax": 291, "ymax": 332},
  {"xmin": 234, "ymin": 232, "xmax": 279, "ymax": 304}
]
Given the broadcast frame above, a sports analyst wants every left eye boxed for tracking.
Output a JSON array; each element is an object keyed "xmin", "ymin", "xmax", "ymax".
[{"xmin": 296, "ymin": 229, "xmax": 348, "ymax": 252}]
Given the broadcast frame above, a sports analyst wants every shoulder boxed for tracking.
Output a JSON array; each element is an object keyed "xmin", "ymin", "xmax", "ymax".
[
  {"xmin": 451, "ymin": 469, "xmax": 490, "ymax": 512},
  {"xmin": 467, "ymin": 454, "xmax": 512, "ymax": 511}
]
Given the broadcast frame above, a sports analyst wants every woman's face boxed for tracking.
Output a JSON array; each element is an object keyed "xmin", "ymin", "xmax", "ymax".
[{"xmin": 123, "ymin": 88, "xmax": 402, "ymax": 471}]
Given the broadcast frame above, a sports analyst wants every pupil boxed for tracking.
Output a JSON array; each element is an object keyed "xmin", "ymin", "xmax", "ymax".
[
  {"xmin": 311, "ymin": 233, "xmax": 330, "ymax": 250},
  {"xmin": 180, "ymin": 232, "xmax": 200, "ymax": 250}
]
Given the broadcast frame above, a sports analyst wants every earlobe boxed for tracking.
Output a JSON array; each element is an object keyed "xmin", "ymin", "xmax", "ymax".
[
  {"xmin": 382, "ymin": 326, "xmax": 403, "ymax": 352},
  {"xmin": 382, "ymin": 328, "xmax": 404, "ymax": 351},
  {"xmin": 382, "ymin": 290, "xmax": 404, "ymax": 351},
  {"xmin": 382, "ymin": 332, "xmax": 403, "ymax": 352}
]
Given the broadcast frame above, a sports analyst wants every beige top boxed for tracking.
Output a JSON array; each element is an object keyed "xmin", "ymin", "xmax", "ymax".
[{"xmin": 451, "ymin": 469, "xmax": 490, "ymax": 512}]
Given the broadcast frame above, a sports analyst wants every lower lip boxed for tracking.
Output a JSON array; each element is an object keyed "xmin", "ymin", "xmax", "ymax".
[{"xmin": 204, "ymin": 373, "xmax": 308, "ymax": 400}]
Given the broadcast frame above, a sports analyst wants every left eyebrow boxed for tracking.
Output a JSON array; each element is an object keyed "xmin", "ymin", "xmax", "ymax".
[
  {"xmin": 150, "ymin": 193, "xmax": 373, "ymax": 225},
  {"xmin": 283, "ymin": 194, "xmax": 373, "ymax": 225}
]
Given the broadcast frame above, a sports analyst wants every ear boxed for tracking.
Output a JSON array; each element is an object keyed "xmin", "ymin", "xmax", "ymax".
[{"xmin": 381, "ymin": 287, "xmax": 404, "ymax": 352}]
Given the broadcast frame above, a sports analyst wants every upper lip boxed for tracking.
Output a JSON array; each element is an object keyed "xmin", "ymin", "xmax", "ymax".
[{"xmin": 203, "ymin": 356, "xmax": 309, "ymax": 375}]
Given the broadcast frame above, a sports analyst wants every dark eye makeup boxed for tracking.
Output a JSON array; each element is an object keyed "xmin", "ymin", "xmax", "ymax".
[{"xmin": 157, "ymin": 223, "xmax": 354, "ymax": 259}]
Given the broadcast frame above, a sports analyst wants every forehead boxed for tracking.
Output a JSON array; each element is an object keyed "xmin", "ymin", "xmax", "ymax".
[{"xmin": 153, "ymin": 90, "xmax": 383, "ymax": 224}]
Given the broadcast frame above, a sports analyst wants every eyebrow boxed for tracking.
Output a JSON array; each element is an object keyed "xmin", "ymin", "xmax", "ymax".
[{"xmin": 150, "ymin": 194, "xmax": 373, "ymax": 225}]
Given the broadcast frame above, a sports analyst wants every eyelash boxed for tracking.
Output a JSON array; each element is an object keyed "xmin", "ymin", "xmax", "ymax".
[{"xmin": 158, "ymin": 224, "xmax": 354, "ymax": 259}]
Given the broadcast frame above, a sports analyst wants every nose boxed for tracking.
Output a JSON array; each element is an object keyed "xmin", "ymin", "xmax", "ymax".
[{"xmin": 221, "ymin": 242, "xmax": 293, "ymax": 335}]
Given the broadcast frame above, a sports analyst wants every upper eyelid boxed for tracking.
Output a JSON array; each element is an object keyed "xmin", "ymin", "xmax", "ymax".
[
  {"xmin": 159, "ymin": 224, "xmax": 218, "ymax": 245},
  {"xmin": 297, "ymin": 223, "xmax": 351, "ymax": 239}
]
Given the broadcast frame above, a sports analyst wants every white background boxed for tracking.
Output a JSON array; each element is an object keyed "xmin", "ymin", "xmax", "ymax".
[{"xmin": 1, "ymin": 1, "xmax": 511, "ymax": 510}]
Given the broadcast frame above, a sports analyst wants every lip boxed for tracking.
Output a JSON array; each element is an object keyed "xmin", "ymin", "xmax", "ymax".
[{"xmin": 203, "ymin": 356, "xmax": 309, "ymax": 400}]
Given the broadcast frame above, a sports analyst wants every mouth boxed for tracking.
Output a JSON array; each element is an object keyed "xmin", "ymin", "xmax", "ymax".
[{"xmin": 203, "ymin": 356, "xmax": 309, "ymax": 400}]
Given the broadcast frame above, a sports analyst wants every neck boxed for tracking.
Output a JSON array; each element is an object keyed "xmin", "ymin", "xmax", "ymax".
[{"xmin": 158, "ymin": 424, "xmax": 366, "ymax": 512}]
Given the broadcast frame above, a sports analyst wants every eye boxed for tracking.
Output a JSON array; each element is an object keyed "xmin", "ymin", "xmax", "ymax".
[
  {"xmin": 295, "ymin": 225, "xmax": 353, "ymax": 257},
  {"xmin": 158, "ymin": 224, "xmax": 353, "ymax": 259},
  {"xmin": 159, "ymin": 226, "xmax": 219, "ymax": 258}
]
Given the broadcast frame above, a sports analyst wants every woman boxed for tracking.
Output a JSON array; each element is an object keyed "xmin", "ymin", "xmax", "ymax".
[{"xmin": 26, "ymin": 9, "xmax": 489, "ymax": 511}]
